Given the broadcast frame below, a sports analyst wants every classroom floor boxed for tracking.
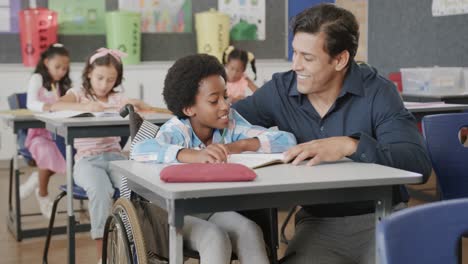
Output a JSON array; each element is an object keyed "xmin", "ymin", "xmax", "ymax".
[{"xmin": 0, "ymin": 164, "xmax": 465, "ymax": 264}]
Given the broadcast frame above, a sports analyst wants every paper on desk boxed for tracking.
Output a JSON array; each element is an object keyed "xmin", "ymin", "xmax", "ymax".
[{"xmin": 35, "ymin": 110, "xmax": 120, "ymax": 119}]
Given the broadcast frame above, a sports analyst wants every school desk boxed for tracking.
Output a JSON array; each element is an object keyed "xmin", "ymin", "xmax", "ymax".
[
  {"xmin": 0, "ymin": 111, "xmax": 48, "ymax": 241},
  {"xmin": 36, "ymin": 113, "xmax": 172, "ymax": 264},
  {"xmin": 405, "ymin": 101, "xmax": 468, "ymax": 121},
  {"xmin": 110, "ymin": 159, "xmax": 422, "ymax": 264},
  {"xmin": 402, "ymin": 93, "xmax": 468, "ymax": 104}
]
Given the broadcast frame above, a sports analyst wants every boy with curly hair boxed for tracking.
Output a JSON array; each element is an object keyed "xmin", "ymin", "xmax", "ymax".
[{"xmin": 132, "ymin": 54, "xmax": 296, "ymax": 263}]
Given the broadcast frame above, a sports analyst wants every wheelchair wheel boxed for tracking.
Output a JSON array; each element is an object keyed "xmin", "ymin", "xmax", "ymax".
[{"xmin": 103, "ymin": 198, "xmax": 148, "ymax": 264}]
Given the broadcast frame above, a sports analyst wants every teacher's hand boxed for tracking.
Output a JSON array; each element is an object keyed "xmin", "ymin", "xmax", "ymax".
[{"xmin": 284, "ymin": 136, "xmax": 358, "ymax": 166}]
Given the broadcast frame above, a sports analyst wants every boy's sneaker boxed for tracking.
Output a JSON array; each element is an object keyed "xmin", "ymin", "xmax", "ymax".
[
  {"xmin": 35, "ymin": 188, "xmax": 52, "ymax": 219},
  {"xmin": 19, "ymin": 172, "xmax": 39, "ymax": 200}
]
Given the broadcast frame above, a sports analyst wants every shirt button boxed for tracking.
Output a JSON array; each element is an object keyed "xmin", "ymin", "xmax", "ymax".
[
  {"xmin": 360, "ymin": 153, "xmax": 367, "ymax": 161},
  {"xmin": 320, "ymin": 126, "xmax": 324, "ymax": 132}
]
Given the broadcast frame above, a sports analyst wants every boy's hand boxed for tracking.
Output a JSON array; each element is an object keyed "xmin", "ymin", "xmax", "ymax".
[
  {"xmin": 196, "ymin": 144, "xmax": 230, "ymax": 163},
  {"xmin": 225, "ymin": 138, "xmax": 260, "ymax": 154}
]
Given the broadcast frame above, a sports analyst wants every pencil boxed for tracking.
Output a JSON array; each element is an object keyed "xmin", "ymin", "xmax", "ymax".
[{"xmin": 220, "ymin": 128, "xmax": 227, "ymax": 144}]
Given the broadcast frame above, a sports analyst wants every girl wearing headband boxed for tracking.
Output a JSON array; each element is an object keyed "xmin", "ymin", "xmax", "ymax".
[
  {"xmin": 51, "ymin": 47, "xmax": 153, "ymax": 262},
  {"xmin": 222, "ymin": 46, "xmax": 258, "ymax": 103}
]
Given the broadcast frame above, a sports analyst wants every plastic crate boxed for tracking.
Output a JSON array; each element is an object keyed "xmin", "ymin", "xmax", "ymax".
[
  {"xmin": 463, "ymin": 68, "xmax": 468, "ymax": 93},
  {"xmin": 401, "ymin": 67, "xmax": 464, "ymax": 95}
]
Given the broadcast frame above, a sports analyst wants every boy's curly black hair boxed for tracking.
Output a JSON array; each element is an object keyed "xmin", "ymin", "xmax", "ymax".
[{"xmin": 163, "ymin": 54, "xmax": 227, "ymax": 118}]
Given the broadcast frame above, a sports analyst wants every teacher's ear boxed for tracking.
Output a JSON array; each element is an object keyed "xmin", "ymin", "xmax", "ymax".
[{"xmin": 334, "ymin": 50, "xmax": 350, "ymax": 72}]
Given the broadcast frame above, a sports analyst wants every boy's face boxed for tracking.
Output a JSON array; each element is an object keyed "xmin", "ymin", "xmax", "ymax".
[{"xmin": 184, "ymin": 75, "xmax": 230, "ymax": 130}]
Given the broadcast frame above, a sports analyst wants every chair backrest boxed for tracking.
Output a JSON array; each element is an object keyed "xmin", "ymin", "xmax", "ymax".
[
  {"xmin": 8, "ymin": 93, "xmax": 27, "ymax": 110},
  {"xmin": 388, "ymin": 72, "xmax": 403, "ymax": 92},
  {"xmin": 422, "ymin": 113, "xmax": 468, "ymax": 199},
  {"xmin": 119, "ymin": 104, "xmax": 159, "ymax": 199},
  {"xmin": 377, "ymin": 198, "xmax": 468, "ymax": 264},
  {"xmin": 8, "ymin": 93, "xmax": 35, "ymax": 164}
]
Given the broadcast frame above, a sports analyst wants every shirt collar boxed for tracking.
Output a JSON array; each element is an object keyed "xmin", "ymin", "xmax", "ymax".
[
  {"xmin": 339, "ymin": 61, "xmax": 364, "ymax": 97},
  {"xmin": 179, "ymin": 117, "xmax": 224, "ymax": 149},
  {"xmin": 288, "ymin": 61, "xmax": 365, "ymax": 98}
]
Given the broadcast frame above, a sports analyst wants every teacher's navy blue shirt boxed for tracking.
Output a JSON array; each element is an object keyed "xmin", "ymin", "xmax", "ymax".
[{"xmin": 233, "ymin": 61, "xmax": 432, "ymax": 216}]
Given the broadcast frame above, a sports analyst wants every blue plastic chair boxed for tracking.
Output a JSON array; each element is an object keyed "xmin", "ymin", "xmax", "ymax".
[
  {"xmin": 42, "ymin": 151, "xmax": 120, "ymax": 263},
  {"xmin": 377, "ymin": 198, "xmax": 468, "ymax": 264},
  {"xmin": 7, "ymin": 93, "xmax": 35, "ymax": 165},
  {"xmin": 422, "ymin": 113, "xmax": 468, "ymax": 199},
  {"xmin": 43, "ymin": 183, "xmax": 120, "ymax": 263}
]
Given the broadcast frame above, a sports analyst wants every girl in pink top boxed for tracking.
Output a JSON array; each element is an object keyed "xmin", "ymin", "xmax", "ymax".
[
  {"xmin": 51, "ymin": 48, "xmax": 153, "ymax": 261},
  {"xmin": 222, "ymin": 46, "xmax": 258, "ymax": 103},
  {"xmin": 23, "ymin": 44, "xmax": 71, "ymax": 219}
]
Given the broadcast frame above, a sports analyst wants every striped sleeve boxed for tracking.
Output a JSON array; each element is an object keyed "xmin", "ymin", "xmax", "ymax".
[
  {"xmin": 130, "ymin": 117, "xmax": 187, "ymax": 164},
  {"xmin": 229, "ymin": 109, "xmax": 297, "ymax": 153}
]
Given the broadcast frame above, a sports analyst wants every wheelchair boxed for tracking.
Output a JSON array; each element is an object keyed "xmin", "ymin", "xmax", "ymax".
[{"xmin": 102, "ymin": 105, "xmax": 279, "ymax": 264}]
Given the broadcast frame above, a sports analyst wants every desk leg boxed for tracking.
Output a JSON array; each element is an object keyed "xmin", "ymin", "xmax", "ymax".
[
  {"xmin": 66, "ymin": 145, "xmax": 75, "ymax": 264},
  {"xmin": 168, "ymin": 200, "xmax": 184, "ymax": 264},
  {"xmin": 375, "ymin": 188, "xmax": 392, "ymax": 264},
  {"xmin": 169, "ymin": 225, "xmax": 184, "ymax": 264},
  {"xmin": 7, "ymin": 133, "xmax": 23, "ymax": 241}
]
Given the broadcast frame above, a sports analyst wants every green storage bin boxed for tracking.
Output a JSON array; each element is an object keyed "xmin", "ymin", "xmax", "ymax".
[{"xmin": 106, "ymin": 11, "xmax": 141, "ymax": 65}]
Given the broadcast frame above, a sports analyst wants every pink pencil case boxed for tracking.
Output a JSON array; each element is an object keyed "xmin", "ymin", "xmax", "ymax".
[{"xmin": 160, "ymin": 163, "xmax": 257, "ymax": 183}]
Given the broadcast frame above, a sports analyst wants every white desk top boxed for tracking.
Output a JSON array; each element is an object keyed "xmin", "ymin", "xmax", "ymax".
[
  {"xmin": 402, "ymin": 92, "xmax": 468, "ymax": 98},
  {"xmin": 0, "ymin": 111, "xmax": 44, "ymax": 131},
  {"xmin": 0, "ymin": 110, "xmax": 37, "ymax": 121},
  {"xmin": 35, "ymin": 112, "xmax": 173, "ymax": 127},
  {"xmin": 110, "ymin": 159, "xmax": 422, "ymax": 200},
  {"xmin": 404, "ymin": 101, "xmax": 468, "ymax": 112}
]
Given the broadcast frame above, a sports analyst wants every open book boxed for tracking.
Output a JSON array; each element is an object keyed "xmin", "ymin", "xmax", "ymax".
[
  {"xmin": 228, "ymin": 153, "xmax": 287, "ymax": 169},
  {"xmin": 35, "ymin": 110, "xmax": 120, "ymax": 119}
]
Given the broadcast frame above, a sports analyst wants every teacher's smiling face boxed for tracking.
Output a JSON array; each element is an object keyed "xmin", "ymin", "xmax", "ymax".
[{"xmin": 291, "ymin": 31, "xmax": 348, "ymax": 96}]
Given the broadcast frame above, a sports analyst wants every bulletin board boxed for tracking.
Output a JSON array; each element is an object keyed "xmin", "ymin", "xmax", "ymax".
[
  {"xmin": 0, "ymin": 0, "xmax": 286, "ymax": 63},
  {"xmin": 368, "ymin": 0, "xmax": 468, "ymax": 76}
]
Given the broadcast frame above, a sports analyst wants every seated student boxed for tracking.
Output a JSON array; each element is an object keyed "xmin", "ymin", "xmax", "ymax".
[
  {"xmin": 22, "ymin": 43, "xmax": 70, "ymax": 218},
  {"xmin": 51, "ymin": 47, "xmax": 154, "ymax": 263},
  {"xmin": 132, "ymin": 54, "xmax": 296, "ymax": 264},
  {"xmin": 222, "ymin": 46, "xmax": 258, "ymax": 103}
]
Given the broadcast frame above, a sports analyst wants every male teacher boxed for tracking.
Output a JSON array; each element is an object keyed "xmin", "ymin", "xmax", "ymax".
[{"xmin": 233, "ymin": 3, "xmax": 432, "ymax": 264}]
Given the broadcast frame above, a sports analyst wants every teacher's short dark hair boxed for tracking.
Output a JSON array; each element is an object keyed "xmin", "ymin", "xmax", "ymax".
[
  {"xmin": 291, "ymin": 3, "xmax": 359, "ymax": 67},
  {"xmin": 163, "ymin": 54, "xmax": 227, "ymax": 118}
]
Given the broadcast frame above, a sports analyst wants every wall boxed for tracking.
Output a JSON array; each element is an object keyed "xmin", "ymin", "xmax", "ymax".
[
  {"xmin": 368, "ymin": 0, "xmax": 468, "ymax": 76},
  {"xmin": 0, "ymin": 0, "xmax": 287, "ymax": 63}
]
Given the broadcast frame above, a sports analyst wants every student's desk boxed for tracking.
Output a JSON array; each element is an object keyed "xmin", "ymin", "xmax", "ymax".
[
  {"xmin": 405, "ymin": 101, "xmax": 468, "ymax": 121},
  {"xmin": 402, "ymin": 93, "xmax": 468, "ymax": 104},
  {"xmin": 110, "ymin": 159, "xmax": 422, "ymax": 264},
  {"xmin": 36, "ymin": 113, "xmax": 172, "ymax": 264},
  {"xmin": 0, "ymin": 111, "xmax": 45, "ymax": 241}
]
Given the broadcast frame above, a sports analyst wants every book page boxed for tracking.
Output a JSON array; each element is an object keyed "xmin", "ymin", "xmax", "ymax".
[
  {"xmin": 93, "ymin": 111, "xmax": 120, "ymax": 117},
  {"xmin": 228, "ymin": 153, "xmax": 286, "ymax": 169},
  {"xmin": 35, "ymin": 110, "xmax": 90, "ymax": 119}
]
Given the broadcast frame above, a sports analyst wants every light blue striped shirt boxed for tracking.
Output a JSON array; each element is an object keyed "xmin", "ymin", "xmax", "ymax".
[{"xmin": 131, "ymin": 109, "xmax": 296, "ymax": 163}]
